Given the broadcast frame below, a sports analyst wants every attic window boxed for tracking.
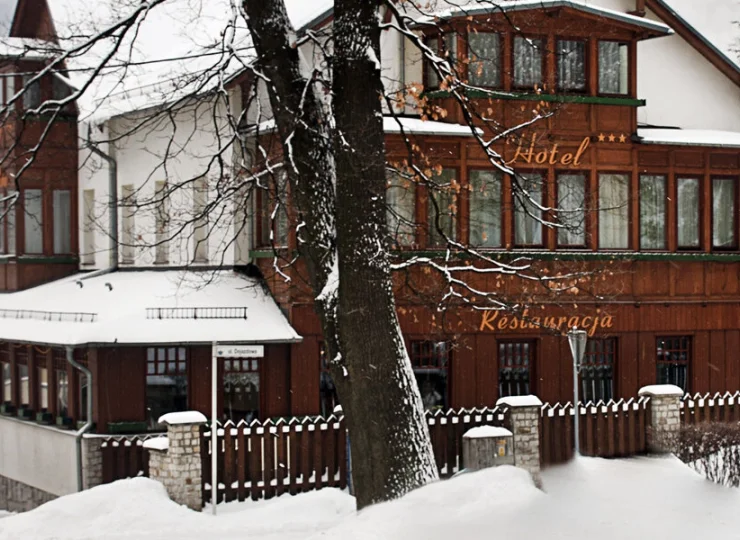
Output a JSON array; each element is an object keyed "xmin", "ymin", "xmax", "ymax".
[{"xmin": 21, "ymin": 75, "xmax": 40, "ymax": 109}]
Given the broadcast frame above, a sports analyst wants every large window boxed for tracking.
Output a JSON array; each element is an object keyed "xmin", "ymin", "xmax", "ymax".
[
  {"xmin": 427, "ymin": 169, "xmax": 457, "ymax": 247},
  {"xmin": 581, "ymin": 338, "xmax": 616, "ymax": 403},
  {"xmin": 21, "ymin": 74, "xmax": 40, "ymax": 109},
  {"xmin": 410, "ymin": 341, "xmax": 450, "ymax": 412},
  {"xmin": 498, "ymin": 340, "xmax": 533, "ymax": 397},
  {"xmin": 223, "ymin": 358, "xmax": 260, "ymax": 423},
  {"xmin": 677, "ymin": 177, "xmax": 700, "ymax": 249},
  {"xmin": 657, "ymin": 336, "xmax": 691, "ymax": 392},
  {"xmin": 468, "ymin": 32, "xmax": 501, "ymax": 87},
  {"xmin": 319, "ymin": 343, "xmax": 339, "ymax": 418},
  {"xmin": 469, "ymin": 170, "xmax": 502, "ymax": 248},
  {"xmin": 712, "ymin": 177, "xmax": 737, "ymax": 249},
  {"xmin": 192, "ymin": 177, "xmax": 208, "ymax": 262},
  {"xmin": 598, "ymin": 41, "xmax": 629, "ymax": 95},
  {"xmin": 1, "ymin": 361, "xmax": 10, "ymax": 403},
  {"xmin": 556, "ymin": 40, "xmax": 586, "ymax": 91},
  {"xmin": 514, "ymin": 173, "xmax": 543, "ymax": 246},
  {"xmin": 386, "ymin": 171, "xmax": 416, "ymax": 246},
  {"xmin": 82, "ymin": 189, "xmax": 96, "ymax": 264},
  {"xmin": 557, "ymin": 173, "xmax": 586, "ymax": 246},
  {"xmin": 18, "ymin": 363, "xmax": 29, "ymax": 407},
  {"xmin": 53, "ymin": 189, "xmax": 71, "ymax": 254},
  {"xmin": 639, "ymin": 174, "xmax": 666, "ymax": 250},
  {"xmin": 146, "ymin": 347, "xmax": 188, "ymax": 429},
  {"xmin": 154, "ymin": 181, "xmax": 169, "ymax": 263},
  {"xmin": 38, "ymin": 366, "xmax": 48, "ymax": 410},
  {"xmin": 56, "ymin": 368, "xmax": 68, "ymax": 417},
  {"xmin": 424, "ymin": 33, "xmax": 458, "ymax": 89},
  {"xmin": 513, "ymin": 36, "xmax": 543, "ymax": 89},
  {"xmin": 598, "ymin": 173, "xmax": 629, "ymax": 249},
  {"xmin": 24, "ymin": 189, "xmax": 43, "ymax": 254}
]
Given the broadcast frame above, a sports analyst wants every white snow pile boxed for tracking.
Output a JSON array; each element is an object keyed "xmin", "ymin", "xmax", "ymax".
[{"xmin": 3, "ymin": 456, "xmax": 740, "ymax": 540}]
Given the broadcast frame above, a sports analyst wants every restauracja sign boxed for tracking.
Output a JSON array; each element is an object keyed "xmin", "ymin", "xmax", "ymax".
[
  {"xmin": 507, "ymin": 135, "xmax": 590, "ymax": 167},
  {"xmin": 479, "ymin": 309, "xmax": 614, "ymax": 336}
]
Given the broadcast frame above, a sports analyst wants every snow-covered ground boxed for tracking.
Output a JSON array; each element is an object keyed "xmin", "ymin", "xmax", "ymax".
[{"xmin": 1, "ymin": 456, "xmax": 737, "ymax": 540}]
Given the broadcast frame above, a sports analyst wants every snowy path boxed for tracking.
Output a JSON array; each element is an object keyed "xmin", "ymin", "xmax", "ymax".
[{"xmin": 1, "ymin": 456, "xmax": 738, "ymax": 540}]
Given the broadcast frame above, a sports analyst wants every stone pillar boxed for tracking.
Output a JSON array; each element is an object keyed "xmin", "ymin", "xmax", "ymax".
[
  {"xmin": 639, "ymin": 384, "xmax": 683, "ymax": 454},
  {"xmin": 144, "ymin": 411, "xmax": 207, "ymax": 511},
  {"xmin": 496, "ymin": 395, "xmax": 542, "ymax": 487},
  {"xmin": 81, "ymin": 436, "xmax": 104, "ymax": 490}
]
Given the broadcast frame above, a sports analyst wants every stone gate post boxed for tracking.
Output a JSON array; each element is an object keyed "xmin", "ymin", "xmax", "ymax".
[{"xmin": 496, "ymin": 395, "xmax": 542, "ymax": 487}]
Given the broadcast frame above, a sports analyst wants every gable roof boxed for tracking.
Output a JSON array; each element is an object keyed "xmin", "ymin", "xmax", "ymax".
[{"xmin": 646, "ymin": 0, "xmax": 740, "ymax": 86}]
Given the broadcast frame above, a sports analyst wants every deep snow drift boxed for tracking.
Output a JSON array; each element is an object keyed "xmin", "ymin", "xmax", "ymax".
[{"xmin": 1, "ymin": 456, "xmax": 738, "ymax": 540}]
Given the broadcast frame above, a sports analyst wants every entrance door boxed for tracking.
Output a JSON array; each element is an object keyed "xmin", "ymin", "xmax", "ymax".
[{"xmin": 222, "ymin": 358, "xmax": 260, "ymax": 423}]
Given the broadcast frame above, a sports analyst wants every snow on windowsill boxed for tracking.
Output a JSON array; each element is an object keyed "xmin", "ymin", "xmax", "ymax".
[
  {"xmin": 464, "ymin": 426, "xmax": 512, "ymax": 439},
  {"xmin": 158, "ymin": 411, "xmax": 208, "ymax": 425},
  {"xmin": 496, "ymin": 395, "xmax": 543, "ymax": 408}
]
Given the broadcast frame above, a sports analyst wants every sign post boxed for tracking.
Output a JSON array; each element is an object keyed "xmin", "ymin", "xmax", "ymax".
[{"xmin": 567, "ymin": 328, "xmax": 588, "ymax": 456}]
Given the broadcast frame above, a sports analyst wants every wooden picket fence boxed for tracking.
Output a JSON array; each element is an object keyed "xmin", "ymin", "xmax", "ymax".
[
  {"xmin": 100, "ymin": 434, "xmax": 166, "ymax": 484},
  {"xmin": 201, "ymin": 406, "xmax": 511, "ymax": 504},
  {"xmin": 539, "ymin": 397, "xmax": 651, "ymax": 466},
  {"xmin": 681, "ymin": 392, "xmax": 740, "ymax": 424}
]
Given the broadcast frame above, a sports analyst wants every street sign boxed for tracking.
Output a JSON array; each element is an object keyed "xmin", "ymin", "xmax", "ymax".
[{"xmin": 213, "ymin": 344, "xmax": 264, "ymax": 358}]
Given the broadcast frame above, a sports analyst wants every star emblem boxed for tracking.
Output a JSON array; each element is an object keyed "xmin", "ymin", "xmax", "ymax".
[
  {"xmin": 608, "ymin": 133, "xmax": 616, "ymax": 143},
  {"xmin": 619, "ymin": 133, "xmax": 627, "ymax": 143},
  {"xmin": 598, "ymin": 133, "xmax": 605, "ymax": 142}
]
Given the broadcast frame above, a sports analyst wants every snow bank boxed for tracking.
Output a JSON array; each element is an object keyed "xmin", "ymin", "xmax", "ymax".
[{"xmin": 5, "ymin": 457, "xmax": 740, "ymax": 540}]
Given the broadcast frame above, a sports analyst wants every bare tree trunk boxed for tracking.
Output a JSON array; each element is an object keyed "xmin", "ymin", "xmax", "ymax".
[{"xmin": 244, "ymin": 0, "xmax": 438, "ymax": 509}]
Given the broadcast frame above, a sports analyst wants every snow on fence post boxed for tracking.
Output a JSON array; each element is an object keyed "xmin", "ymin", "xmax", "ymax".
[
  {"xmin": 144, "ymin": 411, "xmax": 207, "ymax": 511},
  {"xmin": 639, "ymin": 385, "xmax": 683, "ymax": 454},
  {"xmin": 462, "ymin": 426, "xmax": 514, "ymax": 471},
  {"xmin": 496, "ymin": 395, "xmax": 543, "ymax": 487}
]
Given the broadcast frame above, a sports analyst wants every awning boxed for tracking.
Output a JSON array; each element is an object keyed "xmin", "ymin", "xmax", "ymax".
[{"xmin": 0, "ymin": 270, "xmax": 302, "ymax": 347}]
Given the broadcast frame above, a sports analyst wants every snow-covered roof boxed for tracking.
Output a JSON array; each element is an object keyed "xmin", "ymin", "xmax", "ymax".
[
  {"xmin": 253, "ymin": 116, "xmax": 482, "ymax": 137},
  {"xmin": 463, "ymin": 426, "xmax": 513, "ymax": 439},
  {"xmin": 0, "ymin": 269, "xmax": 301, "ymax": 346},
  {"xmin": 637, "ymin": 128, "xmax": 740, "ymax": 148},
  {"xmin": 660, "ymin": 0, "xmax": 740, "ymax": 73},
  {"xmin": 0, "ymin": 37, "xmax": 59, "ymax": 60}
]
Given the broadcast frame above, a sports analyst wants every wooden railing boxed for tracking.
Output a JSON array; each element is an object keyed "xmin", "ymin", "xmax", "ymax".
[
  {"xmin": 681, "ymin": 392, "xmax": 740, "ymax": 424},
  {"xmin": 539, "ymin": 397, "xmax": 650, "ymax": 466},
  {"xmin": 100, "ymin": 434, "xmax": 165, "ymax": 483}
]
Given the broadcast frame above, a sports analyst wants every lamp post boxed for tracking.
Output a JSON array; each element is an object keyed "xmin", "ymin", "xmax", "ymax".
[{"xmin": 567, "ymin": 328, "xmax": 588, "ymax": 456}]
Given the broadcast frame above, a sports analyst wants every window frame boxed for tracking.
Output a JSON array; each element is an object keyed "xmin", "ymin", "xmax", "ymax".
[
  {"xmin": 386, "ymin": 169, "xmax": 418, "ymax": 248},
  {"xmin": 497, "ymin": 339, "xmax": 536, "ymax": 398},
  {"xmin": 597, "ymin": 40, "xmax": 631, "ymax": 97},
  {"xmin": 675, "ymin": 175, "xmax": 702, "ymax": 251},
  {"xmin": 511, "ymin": 34, "xmax": 546, "ymax": 91},
  {"xmin": 597, "ymin": 171, "xmax": 632, "ymax": 251},
  {"xmin": 468, "ymin": 167, "xmax": 504, "ymax": 249},
  {"xmin": 512, "ymin": 169, "xmax": 547, "ymax": 249},
  {"xmin": 656, "ymin": 335, "xmax": 692, "ymax": 393},
  {"xmin": 555, "ymin": 170, "xmax": 588, "ymax": 248},
  {"xmin": 222, "ymin": 356, "xmax": 262, "ymax": 423},
  {"xmin": 580, "ymin": 337, "xmax": 617, "ymax": 403},
  {"xmin": 423, "ymin": 31, "xmax": 459, "ymax": 91},
  {"xmin": 22, "ymin": 187, "xmax": 44, "ymax": 255},
  {"xmin": 466, "ymin": 30, "xmax": 503, "ymax": 89},
  {"xmin": 711, "ymin": 176, "xmax": 738, "ymax": 251},
  {"xmin": 638, "ymin": 173, "xmax": 668, "ymax": 251},
  {"xmin": 409, "ymin": 339, "xmax": 452, "ymax": 412},
  {"xmin": 145, "ymin": 346, "xmax": 189, "ymax": 430},
  {"xmin": 555, "ymin": 37, "xmax": 588, "ymax": 94},
  {"xmin": 426, "ymin": 166, "xmax": 460, "ymax": 249},
  {"xmin": 256, "ymin": 171, "xmax": 290, "ymax": 249},
  {"xmin": 52, "ymin": 189, "xmax": 72, "ymax": 255}
]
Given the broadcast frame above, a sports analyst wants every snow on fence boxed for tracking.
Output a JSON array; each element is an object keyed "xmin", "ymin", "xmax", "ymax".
[
  {"xmin": 681, "ymin": 392, "xmax": 740, "ymax": 424},
  {"xmin": 201, "ymin": 406, "xmax": 511, "ymax": 504},
  {"xmin": 539, "ymin": 397, "xmax": 650, "ymax": 466},
  {"xmin": 100, "ymin": 434, "xmax": 167, "ymax": 484}
]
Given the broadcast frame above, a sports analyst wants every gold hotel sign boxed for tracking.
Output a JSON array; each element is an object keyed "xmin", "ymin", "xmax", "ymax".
[
  {"xmin": 479, "ymin": 309, "xmax": 614, "ymax": 337},
  {"xmin": 506, "ymin": 135, "xmax": 590, "ymax": 167}
]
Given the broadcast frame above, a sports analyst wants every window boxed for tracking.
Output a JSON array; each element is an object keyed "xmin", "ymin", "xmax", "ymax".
[
  {"xmin": 38, "ymin": 366, "xmax": 48, "ymax": 410},
  {"xmin": 424, "ymin": 33, "xmax": 458, "ymax": 89},
  {"xmin": 657, "ymin": 336, "xmax": 690, "ymax": 392},
  {"xmin": 556, "ymin": 40, "xmax": 586, "ymax": 91},
  {"xmin": 146, "ymin": 347, "xmax": 188, "ymax": 429},
  {"xmin": 468, "ymin": 32, "xmax": 501, "ymax": 87},
  {"xmin": 223, "ymin": 358, "xmax": 260, "ymax": 423},
  {"xmin": 6, "ymin": 191, "xmax": 15, "ymax": 255},
  {"xmin": 386, "ymin": 171, "xmax": 416, "ymax": 246},
  {"xmin": 4, "ymin": 72, "xmax": 15, "ymax": 106},
  {"xmin": 82, "ymin": 189, "xmax": 95, "ymax": 264},
  {"xmin": 410, "ymin": 341, "xmax": 450, "ymax": 411},
  {"xmin": 581, "ymin": 338, "xmax": 616, "ymax": 403},
  {"xmin": 498, "ymin": 340, "xmax": 533, "ymax": 397},
  {"xmin": 259, "ymin": 172, "xmax": 289, "ymax": 247},
  {"xmin": 469, "ymin": 170, "xmax": 502, "ymax": 248},
  {"xmin": 639, "ymin": 175, "xmax": 666, "ymax": 250},
  {"xmin": 52, "ymin": 75, "xmax": 71, "ymax": 101},
  {"xmin": 598, "ymin": 173, "xmax": 629, "ymax": 249},
  {"xmin": 514, "ymin": 172, "xmax": 543, "ymax": 246},
  {"xmin": 1, "ymin": 361, "xmax": 10, "ymax": 403},
  {"xmin": 712, "ymin": 177, "xmax": 736, "ymax": 249},
  {"xmin": 319, "ymin": 343, "xmax": 339, "ymax": 418},
  {"xmin": 18, "ymin": 363, "xmax": 29, "ymax": 407},
  {"xmin": 21, "ymin": 75, "xmax": 40, "ymax": 109},
  {"xmin": 53, "ymin": 189, "xmax": 71, "ymax": 254},
  {"xmin": 557, "ymin": 173, "xmax": 586, "ymax": 246},
  {"xmin": 677, "ymin": 177, "xmax": 700, "ymax": 249},
  {"xmin": 120, "ymin": 185, "xmax": 135, "ymax": 263},
  {"xmin": 154, "ymin": 181, "xmax": 169, "ymax": 263},
  {"xmin": 24, "ymin": 189, "xmax": 43, "ymax": 254},
  {"xmin": 56, "ymin": 368, "xmax": 68, "ymax": 417},
  {"xmin": 599, "ymin": 41, "xmax": 629, "ymax": 95},
  {"xmin": 428, "ymin": 168, "xmax": 457, "ymax": 247},
  {"xmin": 513, "ymin": 36, "xmax": 543, "ymax": 89},
  {"xmin": 78, "ymin": 372, "xmax": 88, "ymax": 422},
  {"xmin": 193, "ymin": 177, "xmax": 208, "ymax": 262}
]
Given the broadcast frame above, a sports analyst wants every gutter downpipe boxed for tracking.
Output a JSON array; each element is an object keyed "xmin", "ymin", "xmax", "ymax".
[
  {"xmin": 81, "ymin": 125, "xmax": 118, "ymax": 281},
  {"xmin": 66, "ymin": 345, "xmax": 93, "ymax": 492}
]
